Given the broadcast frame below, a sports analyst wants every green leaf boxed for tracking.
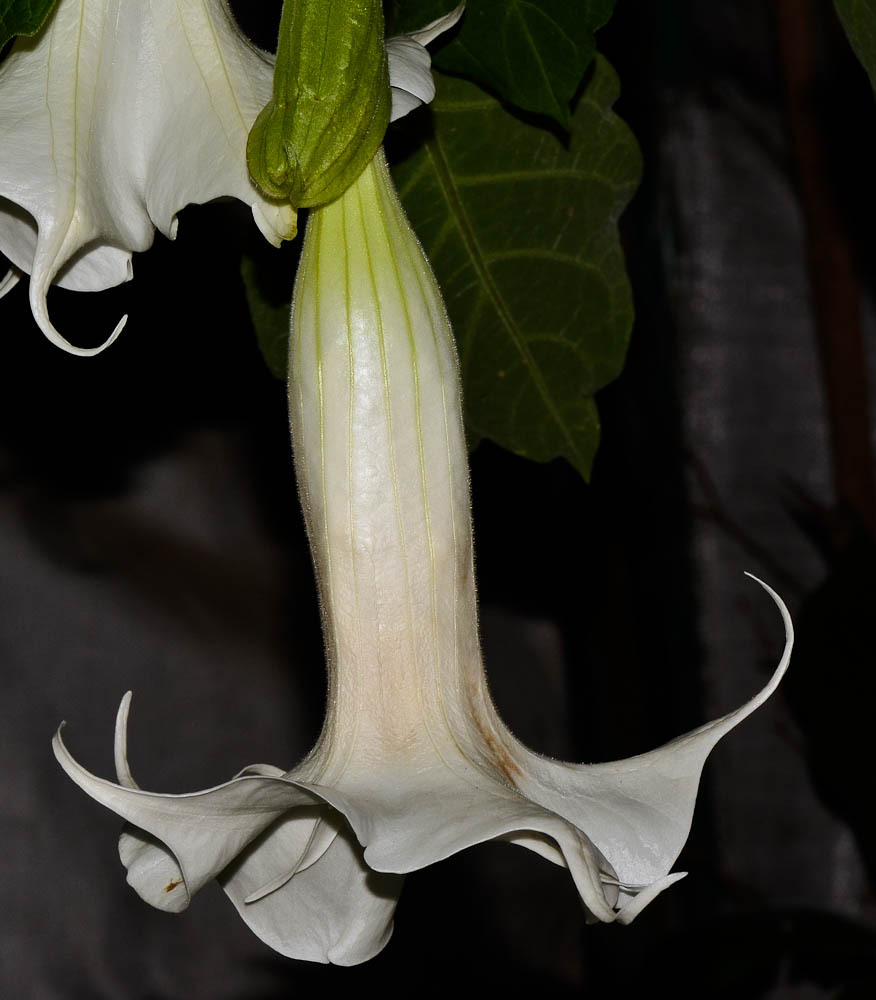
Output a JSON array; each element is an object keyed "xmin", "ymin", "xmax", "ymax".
[
  {"xmin": 242, "ymin": 256, "xmax": 290, "ymax": 380},
  {"xmin": 836, "ymin": 0, "xmax": 876, "ymax": 96},
  {"xmin": 391, "ymin": 55, "xmax": 640, "ymax": 478},
  {"xmin": 392, "ymin": 0, "xmax": 615, "ymax": 126},
  {"xmin": 0, "ymin": 0, "xmax": 58, "ymax": 50}
]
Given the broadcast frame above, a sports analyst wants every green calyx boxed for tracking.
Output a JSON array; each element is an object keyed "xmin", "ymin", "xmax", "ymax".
[{"xmin": 247, "ymin": 0, "xmax": 391, "ymax": 209}]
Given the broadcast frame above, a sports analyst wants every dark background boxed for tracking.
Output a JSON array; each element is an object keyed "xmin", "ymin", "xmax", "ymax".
[{"xmin": 2, "ymin": 1, "xmax": 875, "ymax": 996}]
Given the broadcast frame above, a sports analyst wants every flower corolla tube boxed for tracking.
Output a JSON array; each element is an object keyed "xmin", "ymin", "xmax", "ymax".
[
  {"xmin": 55, "ymin": 145, "xmax": 793, "ymax": 964},
  {"xmin": 0, "ymin": 0, "xmax": 459, "ymax": 354}
]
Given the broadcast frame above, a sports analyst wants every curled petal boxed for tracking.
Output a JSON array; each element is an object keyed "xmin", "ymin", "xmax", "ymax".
[
  {"xmin": 388, "ymin": 37, "xmax": 436, "ymax": 120},
  {"xmin": 298, "ymin": 769, "xmax": 619, "ymax": 924},
  {"xmin": 613, "ymin": 872, "xmax": 688, "ymax": 925},
  {"xmin": 29, "ymin": 274, "xmax": 127, "ymax": 356},
  {"xmin": 118, "ymin": 827, "xmax": 190, "ymax": 913},
  {"xmin": 387, "ymin": 4, "xmax": 465, "ymax": 121},
  {"xmin": 408, "ymin": 3, "xmax": 466, "ymax": 46},
  {"xmin": 508, "ymin": 573, "xmax": 793, "ymax": 918},
  {"xmin": 242, "ymin": 811, "xmax": 342, "ymax": 902},
  {"xmin": 220, "ymin": 811, "xmax": 402, "ymax": 965},
  {"xmin": 286, "ymin": 575, "xmax": 790, "ymax": 926},
  {"xmin": 0, "ymin": 267, "xmax": 20, "ymax": 299},
  {"xmin": 56, "ymin": 695, "xmax": 404, "ymax": 962},
  {"xmin": 53, "ymin": 714, "xmax": 321, "ymax": 905},
  {"xmin": 113, "ymin": 690, "xmax": 138, "ymax": 789}
]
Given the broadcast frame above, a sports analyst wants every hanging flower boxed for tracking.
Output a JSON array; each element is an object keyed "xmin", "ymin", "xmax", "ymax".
[
  {"xmin": 55, "ymin": 148, "xmax": 792, "ymax": 964},
  {"xmin": 0, "ymin": 0, "xmax": 296, "ymax": 354},
  {"xmin": 0, "ymin": 0, "xmax": 463, "ymax": 355}
]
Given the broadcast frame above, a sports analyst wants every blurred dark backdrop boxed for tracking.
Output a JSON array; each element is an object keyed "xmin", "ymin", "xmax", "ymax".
[{"xmin": 2, "ymin": 1, "xmax": 875, "ymax": 996}]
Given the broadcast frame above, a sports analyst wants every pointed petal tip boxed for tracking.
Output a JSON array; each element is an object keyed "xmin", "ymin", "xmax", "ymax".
[
  {"xmin": 666, "ymin": 571, "xmax": 793, "ymax": 746},
  {"xmin": 615, "ymin": 871, "xmax": 688, "ymax": 925},
  {"xmin": 52, "ymin": 720, "xmax": 77, "ymax": 773},
  {"xmin": 409, "ymin": 3, "xmax": 466, "ymax": 46},
  {"xmin": 114, "ymin": 691, "xmax": 138, "ymax": 789},
  {"xmin": 0, "ymin": 268, "xmax": 21, "ymax": 299},
  {"xmin": 741, "ymin": 571, "xmax": 794, "ymax": 700},
  {"xmin": 743, "ymin": 570, "xmax": 794, "ymax": 644}
]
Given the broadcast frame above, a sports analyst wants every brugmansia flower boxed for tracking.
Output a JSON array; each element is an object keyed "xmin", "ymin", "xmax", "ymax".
[
  {"xmin": 0, "ymin": 0, "xmax": 462, "ymax": 355},
  {"xmin": 0, "ymin": 0, "xmax": 296, "ymax": 354},
  {"xmin": 55, "ymin": 149, "xmax": 793, "ymax": 965}
]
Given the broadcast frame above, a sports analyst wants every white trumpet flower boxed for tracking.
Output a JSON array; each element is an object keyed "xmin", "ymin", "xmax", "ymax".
[
  {"xmin": 0, "ymin": 0, "xmax": 295, "ymax": 354},
  {"xmin": 55, "ymin": 150, "xmax": 792, "ymax": 965},
  {"xmin": 0, "ymin": 0, "xmax": 462, "ymax": 355}
]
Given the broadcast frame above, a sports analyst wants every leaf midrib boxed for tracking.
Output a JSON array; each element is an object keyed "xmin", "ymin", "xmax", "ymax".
[{"xmin": 424, "ymin": 132, "xmax": 584, "ymax": 465}]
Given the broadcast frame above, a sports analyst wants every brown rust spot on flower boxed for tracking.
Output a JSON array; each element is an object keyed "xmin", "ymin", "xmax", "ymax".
[
  {"xmin": 480, "ymin": 722, "xmax": 522, "ymax": 785},
  {"xmin": 466, "ymin": 679, "xmax": 521, "ymax": 785}
]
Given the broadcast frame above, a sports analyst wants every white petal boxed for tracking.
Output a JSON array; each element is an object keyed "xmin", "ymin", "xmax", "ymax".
[
  {"xmin": 407, "ymin": 3, "xmax": 466, "ymax": 46},
  {"xmin": 118, "ymin": 826, "xmax": 190, "ymax": 913},
  {"xmin": 613, "ymin": 872, "xmax": 688, "ymax": 925},
  {"xmin": 58, "ymin": 695, "xmax": 401, "ymax": 960},
  {"xmin": 296, "ymin": 768, "xmax": 620, "ymax": 924},
  {"xmin": 389, "ymin": 86, "xmax": 429, "ymax": 121},
  {"xmin": 53, "ymin": 716, "xmax": 321, "ymax": 903},
  {"xmin": 296, "ymin": 577, "xmax": 789, "ymax": 927},
  {"xmin": 113, "ymin": 690, "xmax": 138, "ymax": 789},
  {"xmin": 387, "ymin": 37, "xmax": 435, "ymax": 120},
  {"xmin": 219, "ymin": 811, "xmax": 402, "ymax": 965},
  {"xmin": 386, "ymin": 4, "xmax": 465, "ymax": 121},
  {"xmin": 508, "ymin": 574, "xmax": 793, "ymax": 918},
  {"xmin": 242, "ymin": 810, "xmax": 341, "ymax": 900},
  {"xmin": 0, "ymin": 0, "xmax": 295, "ymax": 353},
  {"xmin": 0, "ymin": 267, "xmax": 20, "ymax": 299}
]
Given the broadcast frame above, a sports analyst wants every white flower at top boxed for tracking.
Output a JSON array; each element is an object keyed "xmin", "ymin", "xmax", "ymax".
[
  {"xmin": 0, "ymin": 0, "xmax": 463, "ymax": 355},
  {"xmin": 0, "ymin": 0, "xmax": 294, "ymax": 354}
]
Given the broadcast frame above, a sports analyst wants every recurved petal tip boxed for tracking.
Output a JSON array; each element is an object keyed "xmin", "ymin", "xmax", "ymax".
[
  {"xmin": 700, "ymin": 571, "xmax": 793, "ymax": 735},
  {"xmin": 743, "ymin": 571, "xmax": 794, "ymax": 689},
  {"xmin": 510, "ymin": 570, "xmax": 794, "ymax": 915},
  {"xmin": 409, "ymin": 2, "xmax": 466, "ymax": 45},
  {"xmin": 29, "ymin": 273, "xmax": 127, "ymax": 355},
  {"xmin": 114, "ymin": 692, "xmax": 138, "ymax": 790},
  {"xmin": 0, "ymin": 268, "xmax": 20, "ymax": 299},
  {"xmin": 615, "ymin": 872, "xmax": 688, "ymax": 925},
  {"xmin": 386, "ymin": 4, "xmax": 465, "ymax": 122}
]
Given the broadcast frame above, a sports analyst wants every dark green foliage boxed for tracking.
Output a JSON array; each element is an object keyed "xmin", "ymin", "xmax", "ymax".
[{"xmin": 0, "ymin": 0, "xmax": 59, "ymax": 50}]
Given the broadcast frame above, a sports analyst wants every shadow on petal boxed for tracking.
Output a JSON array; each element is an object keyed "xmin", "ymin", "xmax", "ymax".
[{"xmin": 220, "ymin": 812, "xmax": 403, "ymax": 965}]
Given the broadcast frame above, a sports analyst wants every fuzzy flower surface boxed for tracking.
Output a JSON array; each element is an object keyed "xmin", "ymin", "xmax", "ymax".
[{"xmin": 55, "ymin": 146, "xmax": 792, "ymax": 963}]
